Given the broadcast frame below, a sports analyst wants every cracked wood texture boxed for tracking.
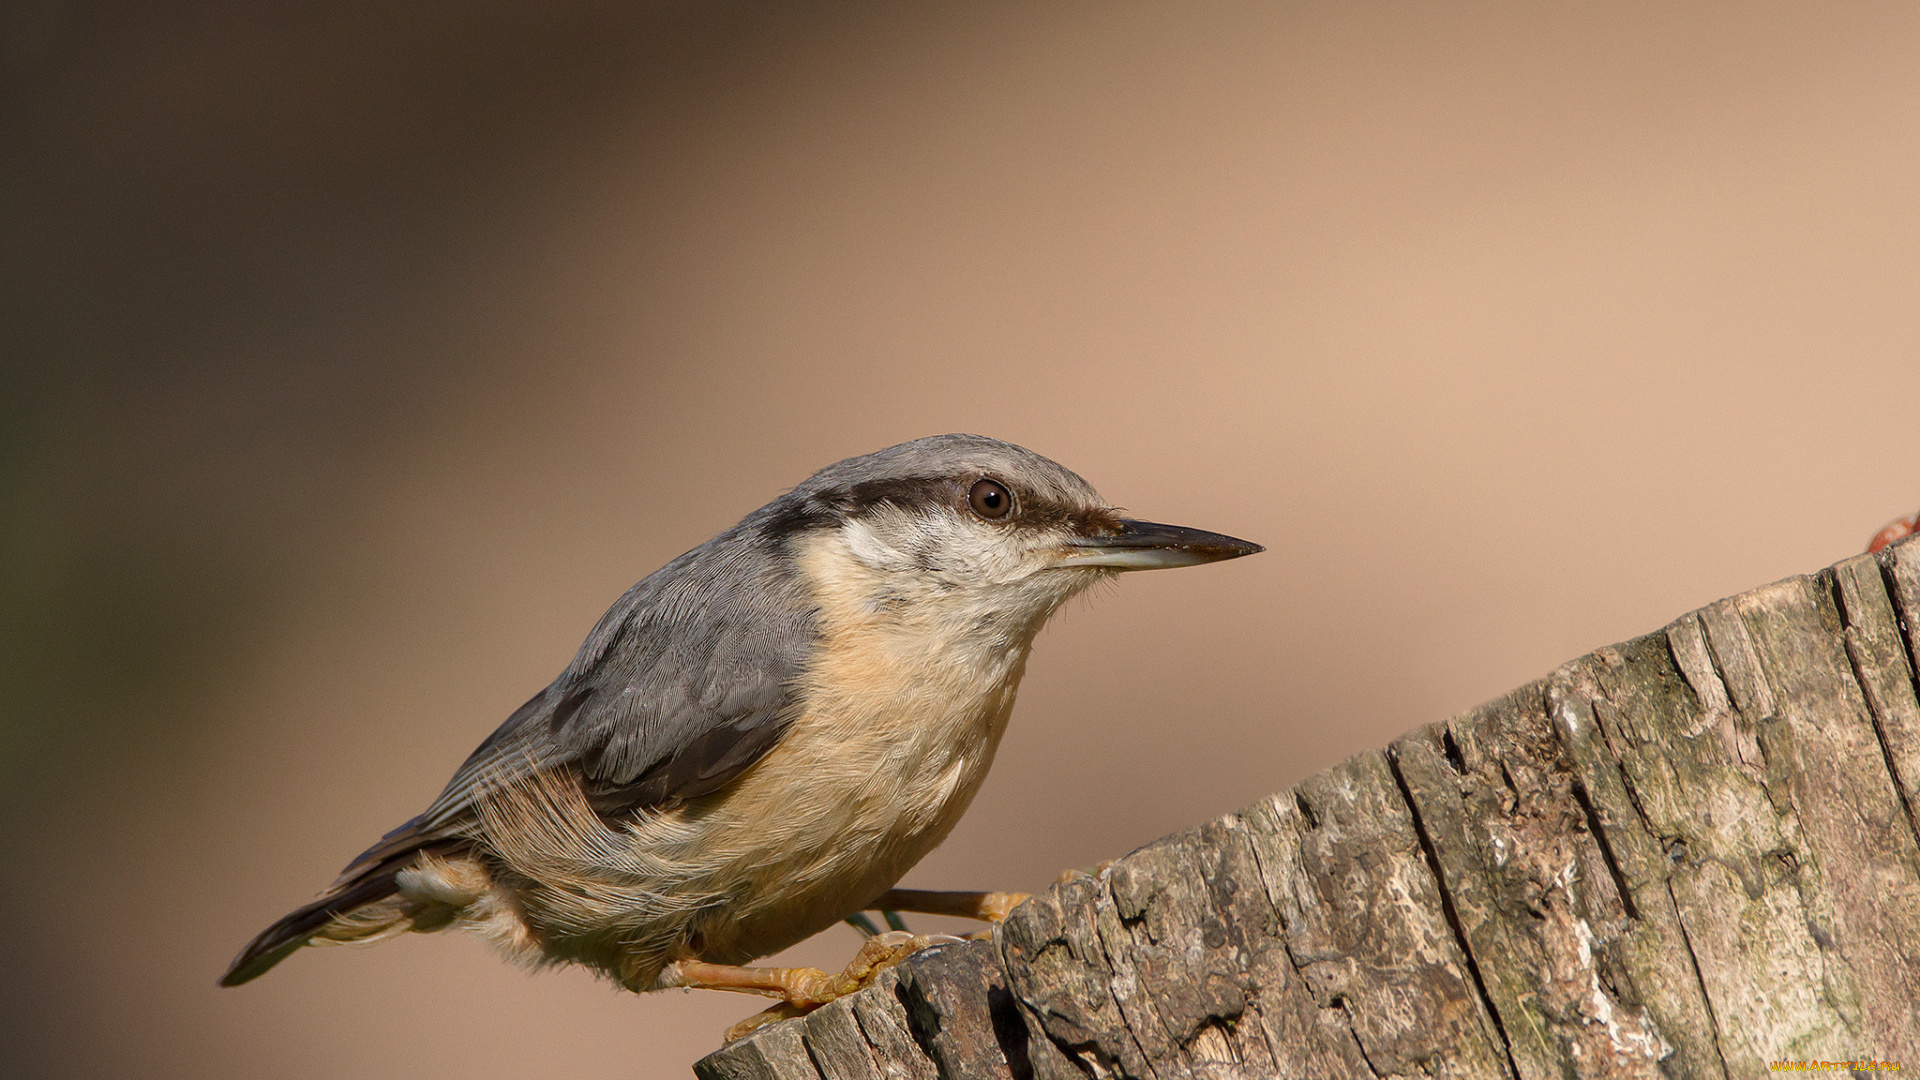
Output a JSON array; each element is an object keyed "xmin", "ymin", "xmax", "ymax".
[{"xmin": 697, "ymin": 538, "xmax": 1920, "ymax": 1080}]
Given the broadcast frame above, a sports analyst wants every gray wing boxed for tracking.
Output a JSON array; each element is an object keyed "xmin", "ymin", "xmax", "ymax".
[
  {"xmin": 400, "ymin": 519, "xmax": 819, "ymax": 846},
  {"xmin": 229, "ymin": 524, "xmax": 817, "ymax": 985}
]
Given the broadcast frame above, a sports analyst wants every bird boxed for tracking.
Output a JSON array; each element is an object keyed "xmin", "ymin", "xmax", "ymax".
[{"xmin": 221, "ymin": 434, "xmax": 1261, "ymax": 1033}]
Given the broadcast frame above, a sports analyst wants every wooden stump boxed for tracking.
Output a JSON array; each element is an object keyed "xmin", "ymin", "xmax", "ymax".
[{"xmin": 698, "ymin": 539, "xmax": 1920, "ymax": 1080}]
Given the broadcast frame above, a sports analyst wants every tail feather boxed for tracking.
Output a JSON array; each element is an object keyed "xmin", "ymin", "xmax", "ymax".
[{"xmin": 221, "ymin": 834, "xmax": 467, "ymax": 987}]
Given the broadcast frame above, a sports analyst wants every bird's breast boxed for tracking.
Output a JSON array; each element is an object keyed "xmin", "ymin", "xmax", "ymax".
[{"xmin": 673, "ymin": 532, "xmax": 1048, "ymax": 961}]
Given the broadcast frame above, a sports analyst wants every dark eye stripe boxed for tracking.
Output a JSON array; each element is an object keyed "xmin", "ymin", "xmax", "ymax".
[
  {"xmin": 836, "ymin": 476, "xmax": 952, "ymax": 513},
  {"xmin": 809, "ymin": 473, "xmax": 1103, "ymax": 531}
]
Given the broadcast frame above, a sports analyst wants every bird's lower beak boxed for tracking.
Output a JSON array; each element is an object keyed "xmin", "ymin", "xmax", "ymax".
[{"xmin": 1051, "ymin": 519, "xmax": 1264, "ymax": 571}]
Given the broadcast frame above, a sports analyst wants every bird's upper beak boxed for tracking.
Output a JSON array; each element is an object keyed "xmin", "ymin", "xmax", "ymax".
[{"xmin": 1050, "ymin": 518, "xmax": 1264, "ymax": 571}]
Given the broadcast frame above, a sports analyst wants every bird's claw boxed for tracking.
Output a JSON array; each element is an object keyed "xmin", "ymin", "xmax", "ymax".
[
  {"xmin": 1056, "ymin": 859, "xmax": 1116, "ymax": 884},
  {"xmin": 976, "ymin": 891, "xmax": 1030, "ymax": 923},
  {"xmin": 723, "ymin": 1002, "xmax": 810, "ymax": 1042},
  {"xmin": 722, "ymin": 932, "xmax": 965, "ymax": 1042}
]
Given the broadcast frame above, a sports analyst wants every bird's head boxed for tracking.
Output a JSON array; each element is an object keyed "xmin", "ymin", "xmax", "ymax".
[{"xmin": 760, "ymin": 434, "xmax": 1262, "ymax": 645}]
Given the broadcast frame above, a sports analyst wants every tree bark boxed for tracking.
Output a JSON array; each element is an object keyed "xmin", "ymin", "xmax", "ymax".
[{"xmin": 697, "ymin": 539, "xmax": 1920, "ymax": 1080}]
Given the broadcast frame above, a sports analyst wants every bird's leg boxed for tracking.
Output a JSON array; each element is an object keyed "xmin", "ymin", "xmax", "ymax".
[
  {"xmin": 866, "ymin": 887, "xmax": 1030, "ymax": 923},
  {"xmin": 672, "ymin": 932, "xmax": 962, "ymax": 1042},
  {"xmin": 667, "ymin": 958, "xmax": 839, "ymax": 1002}
]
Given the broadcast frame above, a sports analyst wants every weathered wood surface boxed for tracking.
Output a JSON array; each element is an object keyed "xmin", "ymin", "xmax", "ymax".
[{"xmin": 698, "ymin": 538, "xmax": 1920, "ymax": 1080}]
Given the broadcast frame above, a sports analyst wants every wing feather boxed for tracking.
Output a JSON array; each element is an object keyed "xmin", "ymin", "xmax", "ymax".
[{"xmin": 412, "ymin": 511, "xmax": 819, "ymax": 838}]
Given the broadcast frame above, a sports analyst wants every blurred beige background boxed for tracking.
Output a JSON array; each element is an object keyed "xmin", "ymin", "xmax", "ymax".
[{"xmin": 4, "ymin": 2, "xmax": 1918, "ymax": 1077}]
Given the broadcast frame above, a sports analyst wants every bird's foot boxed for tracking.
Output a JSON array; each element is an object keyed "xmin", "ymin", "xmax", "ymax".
[
  {"xmin": 973, "ymin": 890, "xmax": 1029, "ymax": 922},
  {"xmin": 696, "ymin": 931, "xmax": 966, "ymax": 1043},
  {"xmin": 1057, "ymin": 858, "xmax": 1117, "ymax": 883}
]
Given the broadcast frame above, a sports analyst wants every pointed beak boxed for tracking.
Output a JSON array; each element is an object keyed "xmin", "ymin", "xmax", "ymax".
[{"xmin": 1051, "ymin": 519, "xmax": 1265, "ymax": 571}]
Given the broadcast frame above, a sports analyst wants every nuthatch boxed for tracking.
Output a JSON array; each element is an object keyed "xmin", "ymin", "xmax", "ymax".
[{"xmin": 223, "ymin": 434, "xmax": 1261, "ymax": 1031}]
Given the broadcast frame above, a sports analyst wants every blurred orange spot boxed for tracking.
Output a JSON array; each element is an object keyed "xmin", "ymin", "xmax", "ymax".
[{"xmin": 1868, "ymin": 511, "xmax": 1920, "ymax": 554}]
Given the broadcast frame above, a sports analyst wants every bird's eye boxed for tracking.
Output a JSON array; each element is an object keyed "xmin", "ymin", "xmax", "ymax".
[{"xmin": 968, "ymin": 478, "xmax": 1012, "ymax": 520}]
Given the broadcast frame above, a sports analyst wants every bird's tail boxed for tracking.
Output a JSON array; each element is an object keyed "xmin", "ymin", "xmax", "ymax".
[{"xmin": 220, "ymin": 819, "xmax": 471, "ymax": 987}]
